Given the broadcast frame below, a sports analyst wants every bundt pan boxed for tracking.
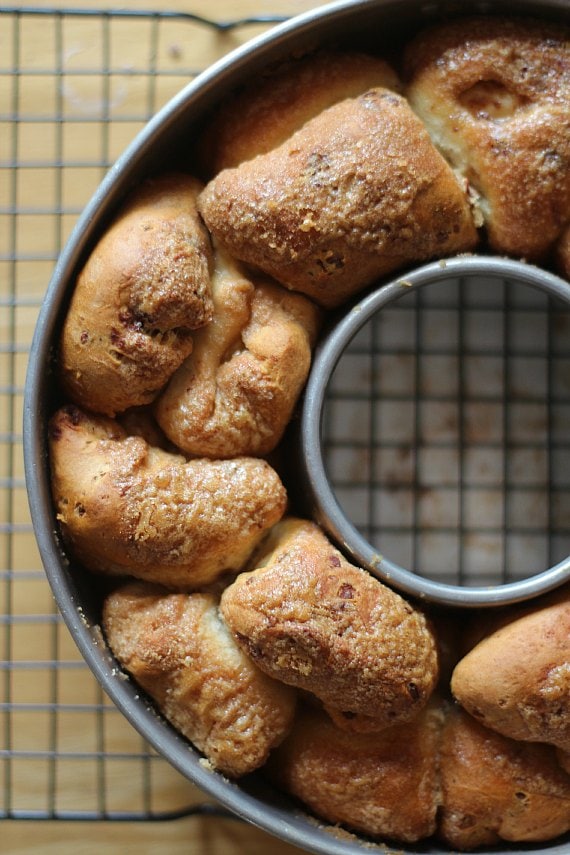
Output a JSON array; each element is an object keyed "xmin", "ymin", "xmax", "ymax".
[{"xmin": 24, "ymin": 0, "xmax": 570, "ymax": 853}]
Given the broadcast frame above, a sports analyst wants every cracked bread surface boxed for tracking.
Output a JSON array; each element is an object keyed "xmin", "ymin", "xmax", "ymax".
[
  {"xmin": 220, "ymin": 518, "xmax": 439, "ymax": 729},
  {"xmin": 103, "ymin": 581, "xmax": 296, "ymax": 777},
  {"xmin": 49, "ymin": 405, "xmax": 287, "ymax": 590}
]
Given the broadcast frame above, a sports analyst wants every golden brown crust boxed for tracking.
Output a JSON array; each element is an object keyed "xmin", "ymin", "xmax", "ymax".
[
  {"xmin": 451, "ymin": 585, "xmax": 570, "ymax": 753},
  {"xmin": 155, "ymin": 246, "xmax": 321, "ymax": 458},
  {"xmin": 404, "ymin": 16, "xmax": 570, "ymax": 260},
  {"xmin": 49, "ymin": 405, "xmax": 287, "ymax": 589},
  {"xmin": 439, "ymin": 706, "xmax": 570, "ymax": 850},
  {"xmin": 220, "ymin": 518, "xmax": 439, "ymax": 728},
  {"xmin": 102, "ymin": 582, "xmax": 296, "ymax": 777},
  {"xmin": 198, "ymin": 88, "xmax": 478, "ymax": 309},
  {"xmin": 197, "ymin": 49, "xmax": 401, "ymax": 175},
  {"xmin": 59, "ymin": 173, "xmax": 214, "ymax": 417},
  {"xmin": 267, "ymin": 701, "xmax": 443, "ymax": 843}
]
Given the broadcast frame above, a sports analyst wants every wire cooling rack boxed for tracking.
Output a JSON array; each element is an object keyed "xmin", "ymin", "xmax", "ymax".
[
  {"xmin": 3, "ymin": 0, "xmax": 570, "ymax": 832},
  {"xmin": 321, "ymin": 274, "xmax": 570, "ymax": 589},
  {"xmin": 0, "ymin": 4, "xmax": 288, "ymax": 822}
]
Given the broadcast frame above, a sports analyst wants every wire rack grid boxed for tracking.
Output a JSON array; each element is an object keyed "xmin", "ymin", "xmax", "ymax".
[
  {"xmin": 321, "ymin": 274, "xmax": 570, "ymax": 590},
  {"xmin": 0, "ymin": 4, "xmax": 289, "ymax": 823},
  {"xmin": 2, "ymin": 0, "xmax": 570, "ymax": 836}
]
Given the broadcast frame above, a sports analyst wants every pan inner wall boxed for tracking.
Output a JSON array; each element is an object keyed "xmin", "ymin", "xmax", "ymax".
[{"xmin": 321, "ymin": 274, "xmax": 570, "ymax": 587}]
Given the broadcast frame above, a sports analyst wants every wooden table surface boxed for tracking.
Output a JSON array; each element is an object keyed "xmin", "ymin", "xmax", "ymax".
[{"xmin": 0, "ymin": 1, "xmax": 327, "ymax": 851}]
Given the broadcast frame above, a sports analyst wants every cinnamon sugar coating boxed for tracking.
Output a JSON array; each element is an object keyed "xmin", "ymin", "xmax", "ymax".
[
  {"xmin": 405, "ymin": 17, "xmax": 570, "ymax": 260},
  {"xmin": 103, "ymin": 581, "xmax": 296, "ymax": 777},
  {"xmin": 198, "ymin": 88, "xmax": 478, "ymax": 308},
  {"xmin": 59, "ymin": 173, "xmax": 213, "ymax": 417},
  {"xmin": 49, "ymin": 405, "xmax": 286, "ymax": 589},
  {"xmin": 220, "ymin": 518, "xmax": 439, "ymax": 728},
  {"xmin": 197, "ymin": 48, "xmax": 401, "ymax": 175}
]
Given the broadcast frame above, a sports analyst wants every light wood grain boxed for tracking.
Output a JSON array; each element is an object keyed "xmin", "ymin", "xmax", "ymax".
[{"xmin": 3, "ymin": 817, "xmax": 307, "ymax": 853}]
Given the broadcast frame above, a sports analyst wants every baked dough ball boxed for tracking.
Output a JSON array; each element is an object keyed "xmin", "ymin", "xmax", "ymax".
[
  {"xmin": 197, "ymin": 49, "xmax": 401, "ymax": 175},
  {"xmin": 451, "ymin": 585, "xmax": 570, "ymax": 753},
  {"xmin": 439, "ymin": 707, "xmax": 570, "ymax": 850},
  {"xmin": 404, "ymin": 17, "xmax": 570, "ymax": 260},
  {"xmin": 267, "ymin": 701, "xmax": 443, "ymax": 844},
  {"xmin": 220, "ymin": 518, "xmax": 439, "ymax": 729},
  {"xmin": 59, "ymin": 173, "xmax": 214, "ymax": 417},
  {"xmin": 451, "ymin": 586, "xmax": 570, "ymax": 751},
  {"xmin": 49, "ymin": 405, "xmax": 287, "ymax": 589},
  {"xmin": 103, "ymin": 582, "xmax": 296, "ymax": 777},
  {"xmin": 155, "ymin": 246, "xmax": 321, "ymax": 459},
  {"xmin": 198, "ymin": 88, "xmax": 478, "ymax": 308}
]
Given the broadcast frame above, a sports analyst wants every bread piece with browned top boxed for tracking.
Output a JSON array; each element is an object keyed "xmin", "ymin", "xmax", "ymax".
[
  {"xmin": 404, "ymin": 16, "xmax": 570, "ymax": 260},
  {"xmin": 103, "ymin": 581, "xmax": 296, "ymax": 777},
  {"xmin": 197, "ymin": 48, "xmax": 401, "ymax": 175},
  {"xmin": 155, "ymin": 245, "xmax": 321, "ymax": 459},
  {"xmin": 59, "ymin": 173, "xmax": 214, "ymax": 417},
  {"xmin": 220, "ymin": 518, "xmax": 439, "ymax": 729},
  {"xmin": 198, "ymin": 88, "xmax": 478, "ymax": 309},
  {"xmin": 267, "ymin": 701, "xmax": 443, "ymax": 844},
  {"xmin": 49, "ymin": 405, "xmax": 287, "ymax": 589},
  {"xmin": 439, "ymin": 707, "xmax": 570, "ymax": 850},
  {"xmin": 451, "ymin": 585, "xmax": 570, "ymax": 753}
]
